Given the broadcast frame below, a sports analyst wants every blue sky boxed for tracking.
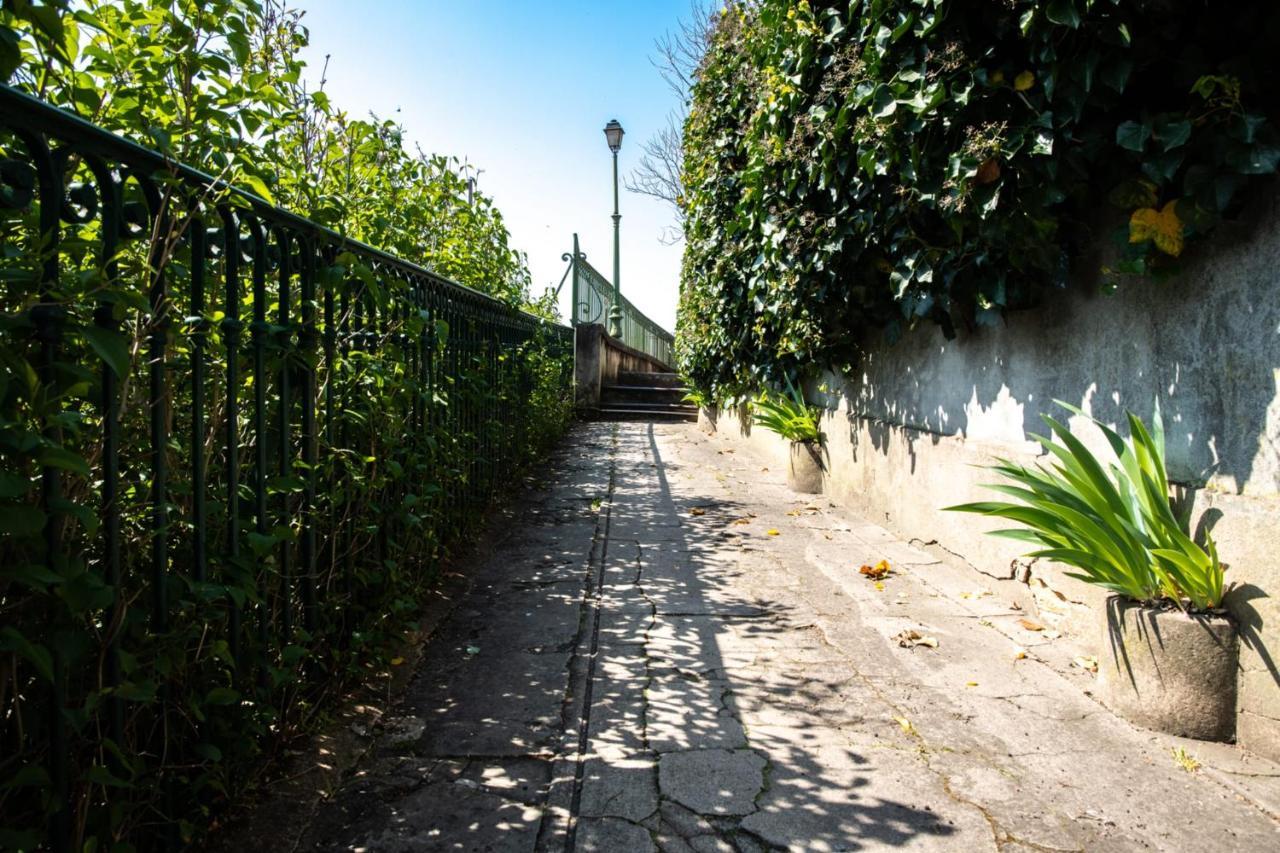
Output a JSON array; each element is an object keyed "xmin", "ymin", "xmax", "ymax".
[{"xmin": 297, "ymin": 0, "xmax": 692, "ymax": 330}]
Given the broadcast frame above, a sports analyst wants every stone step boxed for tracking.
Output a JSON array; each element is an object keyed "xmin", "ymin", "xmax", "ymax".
[
  {"xmin": 595, "ymin": 406, "xmax": 699, "ymax": 423},
  {"xmin": 601, "ymin": 384, "xmax": 689, "ymax": 406},
  {"xmin": 617, "ymin": 371, "xmax": 683, "ymax": 388}
]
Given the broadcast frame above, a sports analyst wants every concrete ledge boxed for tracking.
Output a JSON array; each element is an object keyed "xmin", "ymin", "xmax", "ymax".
[{"xmin": 574, "ymin": 323, "xmax": 673, "ymax": 411}]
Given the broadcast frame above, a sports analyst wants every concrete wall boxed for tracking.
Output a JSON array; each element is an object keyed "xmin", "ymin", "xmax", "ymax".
[
  {"xmin": 704, "ymin": 190, "xmax": 1280, "ymax": 759},
  {"xmin": 574, "ymin": 323, "xmax": 672, "ymax": 410}
]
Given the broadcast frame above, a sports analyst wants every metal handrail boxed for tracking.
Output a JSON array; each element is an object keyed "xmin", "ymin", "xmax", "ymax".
[
  {"xmin": 563, "ymin": 233, "xmax": 675, "ymax": 367},
  {"xmin": 0, "ymin": 83, "xmax": 573, "ymax": 850}
]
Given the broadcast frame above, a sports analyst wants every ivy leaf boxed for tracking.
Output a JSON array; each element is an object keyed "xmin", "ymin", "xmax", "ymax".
[
  {"xmin": 1129, "ymin": 201, "xmax": 1184, "ymax": 257},
  {"xmin": 1153, "ymin": 120, "xmax": 1192, "ymax": 152},
  {"xmin": 1116, "ymin": 121, "xmax": 1151, "ymax": 152},
  {"xmin": 1045, "ymin": 0, "xmax": 1081, "ymax": 28},
  {"xmin": 1014, "ymin": 71, "xmax": 1035, "ymax": 92}
]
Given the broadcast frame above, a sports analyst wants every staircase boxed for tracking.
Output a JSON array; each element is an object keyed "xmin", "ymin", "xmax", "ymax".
[{"xmin": 597, "ymin": 371, "xmax": 698, "ymax": 422}]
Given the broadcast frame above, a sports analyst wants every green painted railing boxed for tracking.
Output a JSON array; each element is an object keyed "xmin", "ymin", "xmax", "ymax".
[
  {"xmin": 0, "ymin": 84, "xmax": 573, "ymax": 850},
  {"xmin": 563, "ymin": 234, "xmax": 675, "ymax": 367}
]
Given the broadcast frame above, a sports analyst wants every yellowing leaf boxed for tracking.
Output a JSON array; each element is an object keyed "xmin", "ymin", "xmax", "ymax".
[
  {"xmin": 874, "ymin": 581, "xmax": 885, "ymax": 592},
  {"xmin": 1129, "ymin": 200, "xmax": 1184, "ymax": 257},
  {"xmin": 1014, "ymin": 71, "xmax": 1035, "ymax": 91},
  {"xmin": 894, "ymin": 716, "xmax": 917, "ymax": 735},
  {"xmin": 965, "ymin": 681, "xmax": 979, "ymax": 688},
  {"xmin": 1013, "ymin": 648, "xmax": 1027, "ymax": 660},
  {"xmin": 1171, "ymin": 746, "xmax": 1200, "ymax": 773},
  {"xmin": 1018, "ymin": 618, "xmax": 1045, "ymax": 632},
  {"xmin": 766, "ymin": 528, "xmax": 780, "ymax": 536},
  {"xmin": 859, "ymin": 559, "xmax": 892, "ymax": 580}
]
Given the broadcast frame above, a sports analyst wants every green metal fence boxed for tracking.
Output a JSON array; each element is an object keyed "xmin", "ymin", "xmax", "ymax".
[
  {"xmin": 563, "ymin": 234, "xmax": 675, "ymax": 367},
  {"xmin": 0, "ymin": 84, "xmax": 573, "ymax": 850}
]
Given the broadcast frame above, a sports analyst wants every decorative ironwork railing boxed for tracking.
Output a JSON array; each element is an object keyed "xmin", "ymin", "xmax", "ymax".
[
  {"xmin": 561, "ymin": 234, "xmax": 675, "ymax": 367},
  {"xmin": 0, "ymin": 84, "xmax": 572, "ymax": 849}
]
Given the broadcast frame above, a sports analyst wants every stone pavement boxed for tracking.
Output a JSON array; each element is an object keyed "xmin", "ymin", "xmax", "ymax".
[{"xmin": 299, "ymin": 421, "xmax": 1280, "ymax": 852}]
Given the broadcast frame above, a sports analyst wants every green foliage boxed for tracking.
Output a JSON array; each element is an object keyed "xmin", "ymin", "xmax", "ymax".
[
  {"xmin": 947, "ymin": 404, "xmax": 1226, "ymax": 611},
  {"xmin": 752, "ymin": 379, "xmax": 821, "ymax": 443},
  {"xmin": 677, "ymin": 0, "xmax": 1280, "ymax": 395},
  {"xmin": 0, "ymin": 1, "xmax": 572, "ymax": 848},
  {"xmin": 0, "ymin": 0, "xmax": 542, "ymax": 311}
]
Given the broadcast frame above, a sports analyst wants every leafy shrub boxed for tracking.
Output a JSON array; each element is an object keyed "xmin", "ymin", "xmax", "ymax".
[
  {"xmin": 947, "ymin": 404, "xmax": 1226, "ymax": 611},
  {"xmin": 678, "ymin": 0, "xmax": 1280, "ymax": 395},
  {"xmin": 752, "ymin": 380, "xmax": 821, "ymax": 443},
  {"xmin": 0, "ymin": 2, "xmax": 572, "ymax": 849}
]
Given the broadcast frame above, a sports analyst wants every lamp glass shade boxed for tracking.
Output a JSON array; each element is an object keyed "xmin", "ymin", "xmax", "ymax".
[{"xmin": 603, "ymin": 119, "xmax": 624, "ymax": 153}]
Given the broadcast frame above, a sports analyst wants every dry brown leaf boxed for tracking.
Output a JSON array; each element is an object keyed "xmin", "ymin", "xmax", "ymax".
[
  {"xmin": 1018, "ymin": 618, "xmax": 1045, "ymax": 632},
  {"xmin": 859, "ymin": 560, "xmax": 892, "ymax": 580},
  {"xmin": 731, "ymin": 517, "xmax": 752, "ymax": 526},
  {"xmin": 894, "ymin": 630, "xmax": 939, "ymax": 649},
  {"xmin": 689, "ymin": 507, "xmax": 706, "ymax": 516}
]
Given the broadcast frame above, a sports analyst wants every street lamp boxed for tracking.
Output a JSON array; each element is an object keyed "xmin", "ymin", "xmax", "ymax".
[{"xmin": 603, "ymin": 119, "xmax": 624, "ymax": 338}]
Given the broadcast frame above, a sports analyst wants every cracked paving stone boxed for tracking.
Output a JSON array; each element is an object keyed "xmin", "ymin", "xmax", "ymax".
[
  {"xmin": 576, "ymin": 816, "xmax": 657, "ymax": 853},
  {"xmin": 658, "ymin": 749, "xmax": 767, "ymax": 817},
  {"xmin": 578, "ymin": 754, "xmax": 659, "ymax": 822}
]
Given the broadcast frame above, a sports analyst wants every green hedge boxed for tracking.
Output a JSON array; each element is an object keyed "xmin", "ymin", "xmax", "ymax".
[{"xmin": 677, "ymin": 0, "xmax": 1280, "ymax": 395}]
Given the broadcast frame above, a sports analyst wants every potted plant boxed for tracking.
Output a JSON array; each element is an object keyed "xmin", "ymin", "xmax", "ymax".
[
  {"xmin": 753, "ymin": 380, "xmax": 824, "ymax": 494},
  {"xmin": 947, "ymin": 403, "xmax": 1236, "ymax": 741}
]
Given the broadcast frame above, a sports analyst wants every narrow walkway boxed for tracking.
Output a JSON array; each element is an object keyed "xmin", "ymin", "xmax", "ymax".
[{"xmin": 301, "ymin": 422, "xmax": 1280, "ymax": 852}]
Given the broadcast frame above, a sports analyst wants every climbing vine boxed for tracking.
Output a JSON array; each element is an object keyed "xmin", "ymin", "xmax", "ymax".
[{"xmin": 677, "ymin": 0, "xmax": 1280, "ymax": 395}]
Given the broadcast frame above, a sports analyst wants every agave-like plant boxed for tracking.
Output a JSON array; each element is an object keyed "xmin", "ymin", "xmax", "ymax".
[
  {"xmin": 752, "ymin": 379, "xmax": 821, "ymax": 443},
  {"xmin": 947, "ymin": 402, "xmax": 1226, "ymax": 611}
]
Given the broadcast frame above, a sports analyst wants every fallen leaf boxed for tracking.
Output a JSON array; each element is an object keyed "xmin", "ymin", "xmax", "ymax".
[
  {"xmin": 977, "ymin": 618, "xmax": 994, "ymax": 628},
  {"xmin": 874, "ymin": 581, "xmax": 885, "ymax": 592},
  {"xmin": 1171, "ymin": 746, "xmax": 1200, "ymax": 773},
  {"xmin": 1018, "ymin": 618, "xmax": 1045, "ymax": 632},
  {"xmin": 1072, "ymin": 655, "xmax": 1098, "ymax": 673},
  {"xmin": 731, "ymin": 517, "xmax": 752, "ymax": 526},
  {"xmin": 1012, "ymin": 647, "xmax": 1027, "ymax": 660},
  {"xmin": 689, "ymin": 507, "xmax": 706, "ymax": 516},
  {"xmin": 766, "ymin": 528, "xmax": 781, "ymax": 536},
  {"xmin": 960, "ymin": 589, "xmax": 991, "ymax": 600},
  {"xmin": 894, "ymin": 630, "xmax": 939, "ymax": 649},
  {"xmin": 390, "ymin": 657, "xmax": 405, "ymax": 666},
  {"xmin": 859, "ymin": 559, "xmax": 892, "ymax": 580},
  {"xmin": 965, "ymin": 681, "xmax": 979, "ymax": 688},
  {"xmin": 894, "ymin": 716, "xmax": 917, "ymax": 736},
  {"xmin": 786, "ymin": 509, "xmax": 802, "ymax": 516}
]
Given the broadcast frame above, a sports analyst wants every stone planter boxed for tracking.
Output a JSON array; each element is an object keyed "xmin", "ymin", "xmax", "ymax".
[
  {"xmin": 1097, "ymin": 595, "xmax": 1238, "ymax": 741},
  {"xmin": 787, "ymin": 440, "xmax": 824, "ymax": 494}
]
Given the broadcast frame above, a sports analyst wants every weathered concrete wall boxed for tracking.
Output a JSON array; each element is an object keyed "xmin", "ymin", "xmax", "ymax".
[
  {"xmin": 707, "ymin": 190, "xmax": 1280, "ymax": 759},
  {"xmin": 574, "ymin": 323, "xmax": 672, "ymax": 411}
]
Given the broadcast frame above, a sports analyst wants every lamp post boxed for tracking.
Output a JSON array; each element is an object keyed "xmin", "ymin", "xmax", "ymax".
[{"xmin": 603, "ymin": 119, "xmax": 624, "ymax": 338}]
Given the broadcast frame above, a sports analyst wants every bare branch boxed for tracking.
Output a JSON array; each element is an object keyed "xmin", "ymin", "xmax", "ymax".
[{"xmin": 629, "ymin": 0, "xmax": 719, "ymax": 241}]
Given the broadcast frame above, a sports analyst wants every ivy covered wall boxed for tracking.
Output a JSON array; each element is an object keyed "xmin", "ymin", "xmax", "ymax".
[{"xmin": 677, "ymin": 0, "xmax": 1280, "ymax": 395}]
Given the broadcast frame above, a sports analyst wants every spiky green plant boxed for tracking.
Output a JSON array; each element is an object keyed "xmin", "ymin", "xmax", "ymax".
[
  {"xmin": 752, "ymin": 379, "xmax": 821, "ymax": 444},
  {"xmin": 947, "ymin": 403, "xmax": 1226, "ymax": 611}
]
